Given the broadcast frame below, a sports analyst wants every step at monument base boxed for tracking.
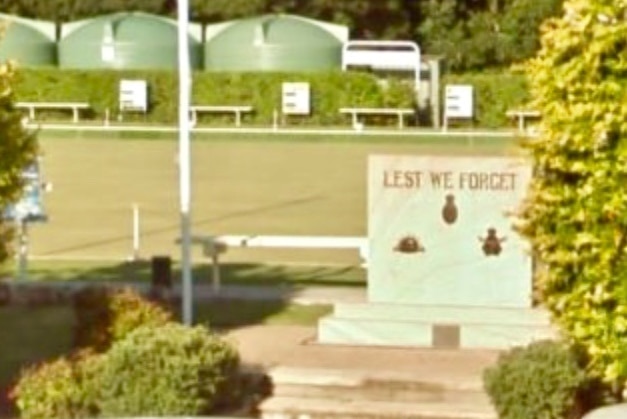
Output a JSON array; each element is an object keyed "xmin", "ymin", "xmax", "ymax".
[
  {"xmin": 260, "ymin": 366, "xmax": 496, "ymax": 419},
  {"xmin": 317, "ymin": 303, "xmax": 558, "ymax": 349}
]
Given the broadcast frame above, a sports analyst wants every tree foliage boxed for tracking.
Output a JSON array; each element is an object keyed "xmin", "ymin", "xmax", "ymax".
[
  {"xmin": 0, "ymin": 61, "xmax": 38, "ymax": 263},
  {"xmin": 518, "ymin": 0, "xmax": 627, "ymax": 391}
]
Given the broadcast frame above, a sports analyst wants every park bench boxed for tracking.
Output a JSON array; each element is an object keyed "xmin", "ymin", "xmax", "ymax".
[
  {"xmin": 339, "ymin": 107, "xmax": 415, "ymax": 129},
  {"xmin": 15, "ymin": 101, "xmax": 91, "ymax": 123},
  {"xmin": 506, "ymin": 109, "xmax": 541, "ymax": 132},
  {"xmin": 189, "ymin": 105, "xmax": 253, "ymax": 127},
  {"xmin": 185, "ymin": 234, "xmax": 368, "ymax": 292}
]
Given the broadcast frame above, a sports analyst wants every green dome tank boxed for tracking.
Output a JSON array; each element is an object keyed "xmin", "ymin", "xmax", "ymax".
[
  {"xmin": 59, "ymin": 12, "xmax": 202, "ymax": 70},
  {"xmin": 0, "ymin": 14, "xmax": 56, "ymax": 67},
  {"xmin": 204, "ymin": 14, "xmax": 348, "ymax": 71}
]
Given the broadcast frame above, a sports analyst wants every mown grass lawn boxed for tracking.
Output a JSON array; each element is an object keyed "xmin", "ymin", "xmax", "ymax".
[{"xmin": 26, "ymin": 131, "xmax": 516, "ymax": 264}]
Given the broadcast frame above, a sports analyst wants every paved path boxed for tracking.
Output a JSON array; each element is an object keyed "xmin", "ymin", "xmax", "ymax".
[{"xmin": 225, "ymin": 324, "xmax": 499, "ymax": 381}]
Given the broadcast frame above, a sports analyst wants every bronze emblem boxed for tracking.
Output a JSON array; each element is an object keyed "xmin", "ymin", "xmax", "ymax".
[
  {"xmin": 479, "ymin": 227, "xmax": 506, "ymax": 256},
  {"xmin": 394, "ymin": 235, "xmax": 425, "ymax": 254},
  {"xmin": 441, "ymin": 194, "xmax": 458, "ymax": 225}
]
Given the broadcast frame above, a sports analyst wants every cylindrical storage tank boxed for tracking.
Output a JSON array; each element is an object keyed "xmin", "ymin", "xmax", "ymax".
[
  {"xmin": 0, "ymin": 14, "xmax": 56, "ymax": 67},
  {"xmin": 204, "ymin": 14, "xmax": 348, "ymax": 71},
  {"xmin": 59, "ymin": 12, "xmax": 202, "ymax": 70}
]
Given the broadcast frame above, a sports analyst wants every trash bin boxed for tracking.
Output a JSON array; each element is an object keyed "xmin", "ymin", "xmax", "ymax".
[{"xmin": 151, "ymin": 256, "xmax": 172, "ymax": 289}]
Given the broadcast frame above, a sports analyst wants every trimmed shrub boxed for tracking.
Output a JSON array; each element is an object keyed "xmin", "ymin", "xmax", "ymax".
[
  {"xmin": 95, "ymin": 323, "xmax": 240, "ymax": 416},
  {"xmin": 483, "ymin": 340, "xmax": 588, "ymax": 419},
  {"xmin": 72, "ymin": 286, "xmax": 172, "ymax": 352},
  {"xmin": 10, "ymin": 351, "xmax": 102, "ymax": 419}
]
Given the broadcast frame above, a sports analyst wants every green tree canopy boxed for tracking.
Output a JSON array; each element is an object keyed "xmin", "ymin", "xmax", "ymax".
[{"xmin": 519, "ymin": 0, "xmax": 627, "ymax": 392}]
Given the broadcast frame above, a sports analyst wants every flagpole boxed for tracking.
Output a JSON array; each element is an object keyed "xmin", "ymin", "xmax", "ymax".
[{"xmin": 177, "ymin": 0, "xmax": 193, "ymax": 325}]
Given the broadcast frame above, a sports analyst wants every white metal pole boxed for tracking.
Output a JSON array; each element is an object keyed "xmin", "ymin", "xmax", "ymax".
[{"xmin": 177, "ymin": 0, "xmax": 193, "ymax": 325}]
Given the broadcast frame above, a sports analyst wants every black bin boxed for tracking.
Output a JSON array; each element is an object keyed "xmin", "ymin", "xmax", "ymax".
[{"xmin": 151, "ymin": 256, "xmax": 172, "ymax": 289}]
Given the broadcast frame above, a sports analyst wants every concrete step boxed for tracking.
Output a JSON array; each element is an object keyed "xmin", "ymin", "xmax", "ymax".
[
  {"xmin": 318, "ymin": 315, "xmax": 557, "ymax": 349},
  {"xmin": 260, "ymin": 396, "xmax": 497, "ymax": 419},
  {"xmin": 332, "ymin": 303, "xmax": 552, "ymax": 326},
  {"xmin": 268, "ymin": 367, "xmax": 490, "ymax": 405}
]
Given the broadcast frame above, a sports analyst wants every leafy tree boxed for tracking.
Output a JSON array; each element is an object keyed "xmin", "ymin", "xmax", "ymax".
[
  {"xmin": 0, "ymin": 61, "xmax": 38, "ymax": 263},
  {"xmin": 192, "ymin": 0, "xmax": 418, "ymax": 40},
  {"xmin": 518, "ymin": 0, "xmax": 627, "ymax": 395},
  {"xmin": 190, "ymin": 0, "xmax": 266, "ymax": 23},
  {"xmin": 0, "ymin": 0, "xmax": 174, "ymax": 22},
  {"xmin": 418, "ymin": 0, "xmax": 563, "ymax": 71},
  {"xmin": 495, "ymin": 0, "xmax": 563, "ymax": 64}
]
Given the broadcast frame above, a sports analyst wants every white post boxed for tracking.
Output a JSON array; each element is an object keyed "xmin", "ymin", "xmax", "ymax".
[
  {"xmin": 132, "ymin": 203, "xmax": 140, "ymax": 260},
  {"xmin": 178, "ymin": 0, "xmax": 193, "ymax": 325}
]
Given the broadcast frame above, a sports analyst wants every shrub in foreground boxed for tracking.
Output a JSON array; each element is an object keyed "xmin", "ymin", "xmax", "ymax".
[
  {"xmin": 11, "ymin": 351, "xmax": 102, "ymax": 419},
  {"xmin": 95, "ymin": 323, "xmax": 240, "ymax": 416},
  {"xmin": 72, "ymin": 286, "xmax": 172, "ymax": 351},
  {"xmin": 483, "ymin": 340, "xmax": 588, "ymax": 419}
]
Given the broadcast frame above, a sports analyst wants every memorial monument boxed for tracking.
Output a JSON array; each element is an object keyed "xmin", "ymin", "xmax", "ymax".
[{"xmin": 318, "ymin": 155, "xmax": 557, "ymax": 349}]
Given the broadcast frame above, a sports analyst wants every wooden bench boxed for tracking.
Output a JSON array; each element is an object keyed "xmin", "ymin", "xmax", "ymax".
[
  {"xmin": 185, "ymin": 234, "xmax": 368, "ymax": 292},
  {"xmin": 339, "ymin": 107, "xmax": 415, "ymax": 129},
  {"xmin": 190, "ymin": 105, "xmax": 253, "ymax": 127},
  {"xmin": 506, "ymin": 109, "xmax": 541, "ymax": 131},
  {"xmin": 15, "ymin": 102, "xmax": 90, "ymax": 123}
]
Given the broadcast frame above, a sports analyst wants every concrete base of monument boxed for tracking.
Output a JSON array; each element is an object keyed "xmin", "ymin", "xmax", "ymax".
[{"xmin": 317, "ymin": 302, "xmax": 559, "ymax": 350}]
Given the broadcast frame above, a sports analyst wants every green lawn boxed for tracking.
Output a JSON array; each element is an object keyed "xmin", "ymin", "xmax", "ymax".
[
  {"xmin": 194, "ymin": 299, "xmax": 332, "ymax": 329},
  {"xmin": 24, "ymin": 130, "xmax": 517, "ymax": 266},
  {"xmin": 0, "ymin": 306, "xmax": 74, "ymax": 390}
]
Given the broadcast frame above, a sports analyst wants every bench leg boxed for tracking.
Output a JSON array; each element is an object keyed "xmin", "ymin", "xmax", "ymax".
[
  {"xmin": 72, "ymin": 108, "xmax": 79, "ymax": 123},
  {"xmin": 235, "ymin": 111, "xmax": 241, "ymax": 127},
  {"xmin": 398, "ymin": 113, "xmax": 404, "ymax": 129},
  {"xmin": 518, "ymin": 116, "xmax": 524, "ymax": 132},
  {"xmin": 352, "ymin": 113, "xmax": 358, "ymax": 129},
  {"xmin": 28, "ymin": 107, "xmax": 35, "ymax": 121}
]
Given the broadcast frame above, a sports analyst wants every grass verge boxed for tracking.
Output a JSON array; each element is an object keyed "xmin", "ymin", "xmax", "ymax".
[{"xmin": 3, "ymin": 259, "xmax": 366, "ymax": 287}]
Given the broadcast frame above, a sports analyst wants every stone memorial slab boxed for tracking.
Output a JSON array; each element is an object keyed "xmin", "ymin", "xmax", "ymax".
[
  {"xmin": 368, "ymin": 155, "xmax": 532, "ymax": 308},
  {"xmin": 317, "ymin": 154, "xmax": 557, "ymax": 349}
]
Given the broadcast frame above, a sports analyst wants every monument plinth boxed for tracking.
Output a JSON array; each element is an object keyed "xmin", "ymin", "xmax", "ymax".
[{"xmin": 318, "ymin": 155, "xmax": 557, "ymax": 349}]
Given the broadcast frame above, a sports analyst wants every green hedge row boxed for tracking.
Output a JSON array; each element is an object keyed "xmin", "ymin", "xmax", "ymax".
[
  {"xmin": 442, "ymin": 70, "xmax": 531, "ymax": 129},
  {"xmin": 13, "ymin": 67, "xmax": 530, "ymax": 128},
  {"xmin": 14, "ymin": 68, "xmax": 415, "ymax": 126}
]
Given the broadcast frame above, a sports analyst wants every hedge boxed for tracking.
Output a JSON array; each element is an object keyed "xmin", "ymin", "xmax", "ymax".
[
  {"xmin": 14, "ymin": 68, "xmax": 415, "ymax": 126},
  {"xmin": 483, "ymin": 340, "xmax": 589, "ymax": 419},
  {"xmin": 96, "ymin": 323, "xmax": 240, "ymax": 416},
  {"xmin": 442, "ymin": 69, "xmax": 530, "ymax": 129},
  {"xmin": 13, "ymin": 67, "xmax": 530, "ymax": 128}
]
